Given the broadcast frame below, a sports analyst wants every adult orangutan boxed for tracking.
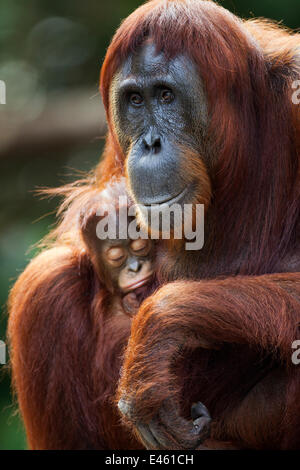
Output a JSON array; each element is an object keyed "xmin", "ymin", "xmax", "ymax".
[{"xmin": 8, "ymin": 0, "xmax": 300, "ymax": 450}]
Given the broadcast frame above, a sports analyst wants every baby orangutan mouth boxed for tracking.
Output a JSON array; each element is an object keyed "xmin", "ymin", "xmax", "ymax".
[
  {"xmin": 122, "ymin": 272, "xmax": 154, "ymax": 293},
  {"xmin": 122, "ymin": 272, "xmax": 155, "ymax": 317}
]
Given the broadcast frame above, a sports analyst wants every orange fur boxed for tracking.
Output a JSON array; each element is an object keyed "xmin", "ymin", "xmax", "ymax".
[{"xmin": 8, "ymin": 0, "xmax": 300, "ymax": 450}]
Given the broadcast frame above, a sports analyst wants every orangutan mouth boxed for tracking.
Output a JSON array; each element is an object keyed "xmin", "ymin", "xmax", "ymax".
[{"xmin": 123, "ymin": 274, "xmax": 154, "ymax": 293}]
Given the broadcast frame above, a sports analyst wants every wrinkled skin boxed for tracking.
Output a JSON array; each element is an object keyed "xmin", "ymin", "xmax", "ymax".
[{"xmin": 110, "ymin": 42, "xmax": 209, "ymax": 208}]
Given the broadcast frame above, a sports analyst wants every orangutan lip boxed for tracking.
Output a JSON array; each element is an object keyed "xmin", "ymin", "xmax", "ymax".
[
  {"xmin": 140, "ymin": 186, "xmax": 189, "ymax": 207},
  {"xmin": 123, "ymin": 274, "xmax": 153, "ymax": 293}
]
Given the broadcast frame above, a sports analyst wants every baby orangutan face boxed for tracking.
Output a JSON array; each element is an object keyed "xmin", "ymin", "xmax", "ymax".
[
  {"xmin": 101, "ymin": 238, "xmax": 154, "ymax": 293},
  {"xmin": 100, "ymin": 237, "xmax": 155, "ymax": 316}
]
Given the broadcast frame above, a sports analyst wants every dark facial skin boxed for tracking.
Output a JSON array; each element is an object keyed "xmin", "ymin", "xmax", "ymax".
[{"xmin": 110, "ymin": 41, "xmax": 208, "ymax": 207}]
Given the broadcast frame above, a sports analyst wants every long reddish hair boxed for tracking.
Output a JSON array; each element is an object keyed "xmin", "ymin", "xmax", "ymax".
[{"xmin": 98, "ymin": 0, "xmax": 300, "ymax": 275}]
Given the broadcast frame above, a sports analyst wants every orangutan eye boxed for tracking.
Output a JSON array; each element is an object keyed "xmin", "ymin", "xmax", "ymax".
[
  {"xmin": 160, "ymin": 89, "xmax": 174, "ymax": 104},
  {"xmin": 106, "ymin": 247, "xmax": 126, "ymax": 266},
  {"xmin": 129, "ymin": 93, "xmax": 144, "ymax": 107},
  {"xmin": 130, "ymin": 239, "xmax": 151, "ymax": 256}
]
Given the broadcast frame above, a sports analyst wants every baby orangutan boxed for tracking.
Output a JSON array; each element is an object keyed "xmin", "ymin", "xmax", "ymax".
[{"xmin": 80, "ymin": 179, "xmax": 157, "ymax": 317}]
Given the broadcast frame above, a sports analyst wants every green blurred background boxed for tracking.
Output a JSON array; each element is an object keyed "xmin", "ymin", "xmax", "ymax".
[{"xmin": 0, "ymin": 0, "xmax": 299, "ymax": 450}]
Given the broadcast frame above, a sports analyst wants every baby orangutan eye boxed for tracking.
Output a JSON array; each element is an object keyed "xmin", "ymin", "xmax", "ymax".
[
  {"xmin": 106, "ymin": 247, "xmax": 126, "ymax": 266},
  {"xmin": 130, "ymin": 239, "xmax": 151, "ymax": 256}
]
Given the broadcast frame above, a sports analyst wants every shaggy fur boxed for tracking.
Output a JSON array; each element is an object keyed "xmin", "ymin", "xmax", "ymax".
[{"xmin": 8, "ymin": 0, "xmax": 300, "ymax": 449}]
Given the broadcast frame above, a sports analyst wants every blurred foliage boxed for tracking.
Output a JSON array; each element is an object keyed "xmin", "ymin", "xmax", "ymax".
[{"xmin": 0, "ymin": 0, "xmax": 299, "ymax": 450}]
